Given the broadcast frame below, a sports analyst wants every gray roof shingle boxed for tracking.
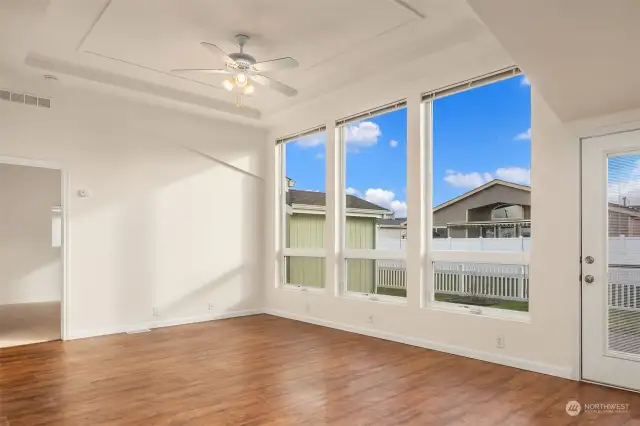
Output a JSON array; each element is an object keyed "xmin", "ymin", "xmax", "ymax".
[{"xmin": 287, "ymin": 189, "xmax": 390, "ymax": 212}]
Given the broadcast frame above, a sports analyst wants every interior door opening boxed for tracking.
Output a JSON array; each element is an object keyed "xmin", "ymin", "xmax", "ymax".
[{"xmin": 0, "ymin": 161, "xmax": 63, "ymax": 348}]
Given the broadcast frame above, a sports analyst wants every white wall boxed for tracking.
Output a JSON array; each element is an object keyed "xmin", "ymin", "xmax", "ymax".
[
  {"xmin": 0, "ymin": 73, "xmax": 267, "ymax": 338},
  {"xmin": 265, "ymin": 78, "xmax": 582, "ymax": 378},
  {"xmin": 0, "ymin": 163, "xmax": 61, "ymax": 304}
]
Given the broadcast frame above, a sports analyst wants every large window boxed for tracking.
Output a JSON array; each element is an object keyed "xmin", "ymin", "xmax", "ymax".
[
  {"xmin": 339, "ymin": 106, "xmax": 408, "ymax": 299},
  {"xmin": 280, "ymin": 129, "xmax": 326, "ymax": 289},
  {"xmin": 428, "ymin": 70, "xmax": 531, "ymax": 313}
]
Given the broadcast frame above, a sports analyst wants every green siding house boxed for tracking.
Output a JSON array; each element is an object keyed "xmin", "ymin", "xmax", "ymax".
[{"xmin": 285, "ymin": 189, "xmax": 391, "ymax": 292}]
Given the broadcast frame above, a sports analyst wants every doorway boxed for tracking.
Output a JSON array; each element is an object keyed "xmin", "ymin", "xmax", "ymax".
[
  {"xmin": 0, "ymin": 160, "xmax": 64, "ymax": 348},
  {"xmin": 582, "ymin": 129, "xmax": 640, "ymax": 391}
]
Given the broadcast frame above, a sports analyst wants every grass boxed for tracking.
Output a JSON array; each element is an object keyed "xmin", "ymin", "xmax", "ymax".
[{"xmin": 375, "ymin": 287, "xmax": 529, "ymax": 312}]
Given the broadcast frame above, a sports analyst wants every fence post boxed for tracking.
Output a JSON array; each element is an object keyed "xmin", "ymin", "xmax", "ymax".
[
  {"xmin": 374, "ymin": 260, "xmax": 379, "ymax": 294},
  {"xmin": 518, "ymin": 265, "xmax": 525, "ymax": 299}
]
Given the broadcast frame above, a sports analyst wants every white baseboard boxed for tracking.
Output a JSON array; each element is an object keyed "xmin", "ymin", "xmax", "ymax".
[
  {"xmin": 150, "ymin": 309, "xmax": 262, "ymax": 329},
  {"xmin": 263, "ymin": 308, "xmax": 574, "ymax": 380},
  {"xmin": 66, "ymin": 309, "xmax": 262, "ymax": 340},
  {"xmin": 67, "ymin": 324, "xmax": 145, "ymax": 340}
]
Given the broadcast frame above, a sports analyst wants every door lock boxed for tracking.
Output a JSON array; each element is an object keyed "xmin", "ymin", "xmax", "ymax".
[
  {"xmin": 584, "ymin": 275, "xmax": 595, "ymax": 284},
  {"xmin": 585, "ymin": 256, "xmax": 595, "ymax": 264}
]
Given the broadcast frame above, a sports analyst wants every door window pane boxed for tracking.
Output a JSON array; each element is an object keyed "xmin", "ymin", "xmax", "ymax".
[{"xmin": 607, "ymin": 154, "xmax": 640, "ymax": 355}]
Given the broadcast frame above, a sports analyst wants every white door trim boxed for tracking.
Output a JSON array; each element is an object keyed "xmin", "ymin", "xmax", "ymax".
[
  {"xmin": 580, "ymin": 130, "xmax": 640, "ymax": 392},
  {"xmin": 0, "ymin": 155, "xmax": 70, "ymax": 341}
]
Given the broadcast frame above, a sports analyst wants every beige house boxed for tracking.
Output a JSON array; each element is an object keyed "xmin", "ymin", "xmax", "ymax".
[
  {"xmin": 433, "ymin": 179, "xmax": 531, "ymax": 238},
  {"xmin": 285, "ymin": 188, "xmax": 391, "ymax": 290},
  {"xmin": 608, "ymin": 202, "xmax": 640, "ymax": 236}
]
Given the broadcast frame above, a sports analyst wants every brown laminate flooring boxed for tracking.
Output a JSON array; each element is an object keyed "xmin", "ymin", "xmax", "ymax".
[{"xmin": 0, "ymin": 314, "xmax": 639, "ymax": 425}]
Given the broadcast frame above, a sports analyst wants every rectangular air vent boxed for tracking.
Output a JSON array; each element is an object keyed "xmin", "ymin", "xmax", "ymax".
[{"xmin": 0, "ymin": 89, "xmax": 51, "ymax": 109}]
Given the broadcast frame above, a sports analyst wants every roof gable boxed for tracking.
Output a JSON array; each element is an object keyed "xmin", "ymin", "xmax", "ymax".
[
  {"xmin": 288, "ymin": 189, "xmax": 391, "ymax": 212},
  {"xmin": 434, "ymin": 179, "xmax": 530, "ymax": 212}
]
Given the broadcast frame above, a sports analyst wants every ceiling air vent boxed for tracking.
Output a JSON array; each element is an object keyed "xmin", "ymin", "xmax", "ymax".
[{"xmin": 0, "ymin": 89, "xmax": 51, "ymax": 109}]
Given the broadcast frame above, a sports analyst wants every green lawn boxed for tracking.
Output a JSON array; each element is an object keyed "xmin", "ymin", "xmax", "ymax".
[
  {"xmin": 375, "ymin": 287, "xmax": 529, "ymax": 312},
  {"xmin": 434, "ymin": 293, "xmax": 529, "ymax": 312}
]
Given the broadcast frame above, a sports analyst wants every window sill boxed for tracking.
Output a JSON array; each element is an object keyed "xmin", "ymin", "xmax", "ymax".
[
  {"xmin": 341, "ymin": 291, "xmax": 408, "ymax": 306},
  {"xmin": 281, "ymin": 284, "xmax": 325, "ymax": 294},
  {"xmin": 426, "ymin": 301, "xmax": 531, "ymax": 323}
]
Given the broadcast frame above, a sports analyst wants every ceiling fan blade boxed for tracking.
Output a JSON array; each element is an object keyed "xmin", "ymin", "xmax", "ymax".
[
  {"xmin": 252, "ymin": 75, "xmax": 298, "ymax": 97},
  {"xmin": 171, "ymin": 69, "xmax": 232, "ymax": 75},
  {"xmin": 200, "ymin": 42, "xmax": 236, "ymax": 64},
  {"xmin": 252, "ymin": 57, "xmax": 299, "ymax": 72}
]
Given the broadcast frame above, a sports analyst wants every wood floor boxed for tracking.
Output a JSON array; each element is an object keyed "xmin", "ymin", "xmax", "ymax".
[
  {"xmin": 0, "ymin": 301, "xmax": 60, "ymax": 348},
  {"xmin": 0, "ymin": 315, "xmax": 639, "ymax": 425}
]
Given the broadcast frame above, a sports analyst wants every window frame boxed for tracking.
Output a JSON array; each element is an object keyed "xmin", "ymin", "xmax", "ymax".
[
  {"xmin": 337, "ymin": 109, "xmax": 408, "ymax": 303},
  {"xmin": 423, "ymin": 69, "xmax": 532, "ymax": 320},
  {"xmin": 491, "ymin": 204, "xmax": 525, "ymax": 221},
  {"xmin": 277, "ymin": 130, "xmax": 328, "ymax": 292}
]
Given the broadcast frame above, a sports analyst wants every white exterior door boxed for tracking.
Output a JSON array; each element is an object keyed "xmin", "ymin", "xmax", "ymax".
[{"xmin": 582, "ymin": 129, "xmax": 640, "ymax": 391}]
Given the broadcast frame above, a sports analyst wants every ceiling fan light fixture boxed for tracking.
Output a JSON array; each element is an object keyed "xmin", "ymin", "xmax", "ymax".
[
  {"xmin": 235, "ymin": 73, "xmax": 248, "ymax": 87},
  {"xmin": 223, "ymin": 79, "xmax": 234, "ymax": 91},
  {"xmin": 244, "ymin": 83, "xmax": 254, "ymax": 94}
]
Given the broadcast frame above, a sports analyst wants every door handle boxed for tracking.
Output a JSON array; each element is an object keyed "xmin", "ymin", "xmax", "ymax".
[{"xmin": 584, "ymin": 275, "xmax": 595, "ymax": 284}]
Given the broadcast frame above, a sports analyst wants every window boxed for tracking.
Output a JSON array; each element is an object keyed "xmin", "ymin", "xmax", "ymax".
[
  {"xmin": 279, "ymin": 129, "xmax": 326, "ymax": 289},
  {"xmin": 492, "ymin": 204, "xmax": 524, "ymax": 220},
  {"xmin": 339, "ymin": 104, "xmax": 407, "ymax": 299},
  {"xmin": 427, "ymin": 69, "xmax": 531, "ymax": 313}
]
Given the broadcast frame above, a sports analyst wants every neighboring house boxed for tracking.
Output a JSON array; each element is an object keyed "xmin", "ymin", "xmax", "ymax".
[
  {"xmin": 434, "ymin": 179, "xmax": 531, "ymax": 238},
  {"xmin": 608, "ymin": 202, "xmax": 640, "ymax": 237},
  {"xmin": 285, "ymin": 188, "xmax": 391, "ymax": 291},
  {"xmin": 377, "ymin": 219, "xmax": 443, "ymax": 250},
  {"xmin": 377, "ymin": 218, "xmax": 407, "ymax": 250}
]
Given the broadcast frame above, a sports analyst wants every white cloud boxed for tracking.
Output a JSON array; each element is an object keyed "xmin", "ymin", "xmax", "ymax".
[
  {"xmin": 495, "ymin": 167, "xmax": 531, "ymax": 185},
  {"xmin": 364, "ymin": 188, "xmax": 407, "ymax": 218},
  {"xmin": 346, "ymin": 187, "xmax": 362, "ymax": 198},
  {"xmin": 514, "ymin": 128, "xmax": 531, "ymax": 141},
  {"xmin": 389, "ymin": 139, "xmax": 399, "ymax": 148},
  {"xmin": 444, "ymin": 167, "xmax": 531, "ymax": 189},
  {"xmin": 521, "ymin": 76, "xmax": 531, "ymax": 86},
  {"xmin": 390, "ymin": 200, "xmax": 407, "ymax": 218},
  {"xmin": 296, "ymin": 134, "xmax": 325, "ymax": 148},
  {"xmin": 345, "ymin": 121, "xmax": 381, "ymax": 151},
  {"xmin": 365, "ymin": 188, "xmax": 395, "ymax": 206},
  {"xmin": 444, "ymin": 171, "xmax": 490, "ymax": 188}
]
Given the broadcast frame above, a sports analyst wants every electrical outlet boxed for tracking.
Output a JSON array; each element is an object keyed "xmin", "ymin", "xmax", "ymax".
[
  {"xmin": 367, "ymin": 315, "xmax": 374, "ymax": 324},
  {"xmin": 496, "ymin": 335, "xmax": 505, "ymax": 349},
  {"xmin": 152, "ymin": 307, "xmax": 159, "ymax": 317},
  {"xmin": 208, "ymin": 303, "xmax": 214, "ymax": 311}
]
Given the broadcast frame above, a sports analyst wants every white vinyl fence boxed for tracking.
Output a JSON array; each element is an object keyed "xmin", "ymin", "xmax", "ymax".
[{"xmin": 374, "ymin": 237, "xmax": 640, "ymax": 311}]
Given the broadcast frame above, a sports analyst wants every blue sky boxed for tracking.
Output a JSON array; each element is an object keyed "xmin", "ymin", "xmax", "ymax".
[{"xmin": 285, "ymin": 75, "xmax": 532, "ymax": 217}]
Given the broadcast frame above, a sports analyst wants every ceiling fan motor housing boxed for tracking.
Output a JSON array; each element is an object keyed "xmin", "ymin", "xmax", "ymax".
[{"xmin": 228, "ymin": 52, "xmax": 256, "ymax": 69}]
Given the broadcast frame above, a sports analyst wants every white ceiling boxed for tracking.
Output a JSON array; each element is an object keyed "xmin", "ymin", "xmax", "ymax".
[
  {"xmin": 0, "ymin": 0, "xmax": 495, "ymax": 124},
  {"xmin": 467, "ymin": 0, "xmax": 640, "ymax": 123}
]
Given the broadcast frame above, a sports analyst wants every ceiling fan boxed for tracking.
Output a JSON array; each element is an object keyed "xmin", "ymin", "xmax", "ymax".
[{"xmin": 171, "ymin": 34, "xmax": 299, "ymax": 103}]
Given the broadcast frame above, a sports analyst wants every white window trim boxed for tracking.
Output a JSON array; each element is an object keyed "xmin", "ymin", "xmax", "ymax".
[
  {"xmin": 337, "ymin": 116, "xmax": 408, "ymax": 298},
  {"xmin": 277, "ymin": 133, "xmax": 328, "ymax": 290},
  {"xmin": 428, "ymin": 301, "xmax": 530, "ymax": 322},
  {"xmin": 282, "ymin": 283, "xmax": 326, "ymax": 294},
  {"xmin": 422, "ymin": 71, "xmax": 531, "ymax": 319},
  {"xmin": 342, "ymin": 290, "xmax": 408, "ymax": 305}
]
